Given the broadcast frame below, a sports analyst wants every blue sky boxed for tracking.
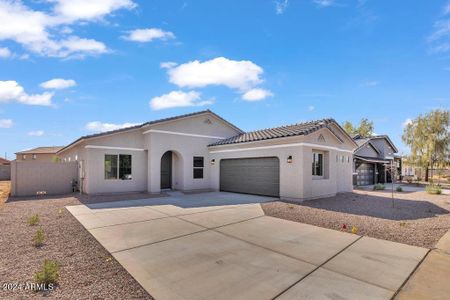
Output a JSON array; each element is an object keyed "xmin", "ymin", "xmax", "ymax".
[{"xmin": 0, "ymin": 0, "xmax": 449, "ymax": 158}]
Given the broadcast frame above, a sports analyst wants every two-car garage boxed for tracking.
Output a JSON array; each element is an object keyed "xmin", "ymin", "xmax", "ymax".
[{"xmin": 219, "ymin": 157, "xmax": 280, "ymax": 197}]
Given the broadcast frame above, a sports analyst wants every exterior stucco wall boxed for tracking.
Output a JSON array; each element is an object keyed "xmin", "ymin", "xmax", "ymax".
[
  {"xmin": 149, "ymin": 114, "xmax": 241, "ymax": 138},
  {"xmin": 10, "ymin": 161, "xmax": 78, "ymax": 196},
  {"xmin": 84, "ymin": 148, "xmax": 147, "ymax": 194},
  {"xmin": 209, "ymin": 127, "xmax": 355, "ymax": 201},
  {"xmin": 0, "ymin": 165, "xmax": 11, "ymax": 180},
  {"xmin": 16, "ymin": 153, "xmax": 57, "ymax": 162},
  {"xmin": 145, "ymin": 132, "xmax": 216, "ymax": 193}
]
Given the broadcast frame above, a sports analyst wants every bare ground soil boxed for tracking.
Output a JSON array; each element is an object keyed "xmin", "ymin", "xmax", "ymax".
[
  {"xmin": 262, "ymin": 189, "xmax": 450, "ymax": 248},
  {"xmin": 0, "ymin": 192, "xmax": 157, "ymax": 299}
]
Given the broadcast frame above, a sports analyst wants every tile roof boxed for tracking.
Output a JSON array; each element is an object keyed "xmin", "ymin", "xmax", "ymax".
[
  {"xmin": 209, "ymin": 118, "xmax": 338, "ymax": 146},
  {"xmin": 0, "ymin": 157, "xmax": 10, "ymax": 164},
  {"xmin": 58, "ymin": 110, "xmax": 242, "ymax": 153},
  {"xmin": 16, "ymin": 146, "xmax": 64, "ymax": 154}
]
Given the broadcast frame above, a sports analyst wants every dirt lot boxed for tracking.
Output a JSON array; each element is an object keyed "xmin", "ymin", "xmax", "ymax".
[
  {"xmin": 0, "ymin": 180, "xmax": 10, "ymax": 205},
  {"xmin": 0, "ymin": 193, "xmax": 156, "ymax": 299},
  {"xmin": 262, "ymin": 189, "xmax": 450, "ymax": 249}
]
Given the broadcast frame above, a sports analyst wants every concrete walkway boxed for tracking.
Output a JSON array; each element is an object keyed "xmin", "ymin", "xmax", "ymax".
[
  {"xmin": 396, "ymin": 230, "xmax": 450, "ymax": 300},
  {"xmin": 67, "ymin": 192, "xmax": 428, "ymax": 300}
]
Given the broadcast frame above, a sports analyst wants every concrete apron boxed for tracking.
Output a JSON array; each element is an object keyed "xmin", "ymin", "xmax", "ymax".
[
  {"xmin": 395, "ymin": 230, "xmax": 450, "ymax": 300},
  {"xmin": 67, "ymin": 195, "xmax": 428, "ymax": 300}
]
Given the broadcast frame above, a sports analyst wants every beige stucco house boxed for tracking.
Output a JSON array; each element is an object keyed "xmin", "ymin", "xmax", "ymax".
[
  {"xmin": 57, "ymin": 110, "xmax": 357, "ymax": 201},
  {"xmin": 15, "ymin": 146, "xmax": 63, "ymax": 162}
]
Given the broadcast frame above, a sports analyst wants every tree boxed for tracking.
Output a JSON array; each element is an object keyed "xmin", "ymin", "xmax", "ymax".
[
  {"xmin": 342, "ymin": 118, "xmax": 375, "ymax": 137},
  {"xmin": 402, "ymin": 109, "xmax": 450, "ymax": 182}
]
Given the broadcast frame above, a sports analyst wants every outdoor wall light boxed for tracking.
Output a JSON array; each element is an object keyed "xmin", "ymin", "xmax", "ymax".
[
  {"xmin": 287, "ymin": 155, "xmax": 293, "ymax": 163},
  {"xmin": 211, "ymin": 159, "xmax": 216, "ymax": 165}
]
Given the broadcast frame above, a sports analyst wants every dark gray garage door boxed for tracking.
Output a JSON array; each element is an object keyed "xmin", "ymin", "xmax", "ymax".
[
  {"xmin": 220, "ymin": 157, "xmax": 280, "ymax": 197},
  {"xmin": 356, "ymin": 163, "xmax": 375, "ymax": 186}
]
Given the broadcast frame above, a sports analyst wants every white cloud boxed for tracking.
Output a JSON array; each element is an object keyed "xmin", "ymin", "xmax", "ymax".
[
  {"xmin": 402, "ymin": 118, "xmax": 413, "ymax": 128},
  {"xmin": 85, "ymin": 121, "xmax": 140, "ymax": 132},
  {"xmin": 167, "ymin": 57, "xmax": 264, "ymax": 91},
  {"xmin": 53, "ymin": 0, "xmax": 136, "ymax": 22},
  {"xmin": 360, "ymin": 80, "xmax": 379, "ymax": 87},
  {"xmin": 0, "ymin": 81, "xmax": 53, "ymax": 106},
  {"xmin": 241, "ymin": 88, "xmax": 273, "ymax": 101},
  {"xmin": 0, "ymin": 47, "xmax": 11, "ymax": 58},
  {"xmin": 160, "ymin": 61, "xmax": 178, "ymax": 69},
  {"xmin": 28, "ymin": 130, "xmax": 44, "ymax": 136},
  {"xmin": 149, "ymin": 91, "xmax": 213, "ymax": 110},
  {"xmin": 0, "ymin": 0, "xmax": 133, "ymax": 58},
  {"xmin": 445, "ymin": 3, "xmax": 450, "ymax": 15},
  {"xmin": 40, "ymin": 78, "xmax": 76, "ymax": 90},
  {"xmin": 275, "ymin": 0, "xmax": 289, "ymax": 14},
  {"xmin": 313, "ymin": 0, "xmax": 335, "ymax": 7},
  {"xmin": 124, "ymin": 28, "xmax": 175, "ymax": 43},
  {"xmin": 308, "ymin": 105, "xmax": 315, "ymax": 111},
  {"xmin": 0, "ymin": 119, "xmax": 13, "ymax": 128}
]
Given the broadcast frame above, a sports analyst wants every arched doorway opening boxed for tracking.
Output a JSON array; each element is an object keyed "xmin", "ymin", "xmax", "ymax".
[{"xmin": 160, "ymin": 150, "xmax": 183, "ymax": 190}]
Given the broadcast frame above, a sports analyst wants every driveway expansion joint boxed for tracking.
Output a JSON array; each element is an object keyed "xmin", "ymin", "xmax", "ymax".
[{"xmin": 272, "ymin": 235, "xmax": 364, "ymax": 300}]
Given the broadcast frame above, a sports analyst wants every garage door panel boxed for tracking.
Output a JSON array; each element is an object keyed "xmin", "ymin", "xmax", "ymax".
[
  {"xmin": 220, "ymin": 157, "xmax": 280, "ymax": 197},
  {"xmin": 356, "ymin": 163, "xmax": 374, "ymax": 186}
]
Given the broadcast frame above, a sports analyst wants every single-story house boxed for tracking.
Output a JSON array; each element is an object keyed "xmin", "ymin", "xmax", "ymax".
[
  {"xmin": 0, "ymin": 157, "xmax": 10, "ymax": 165},
  {"xmin": 57, "ymin": 110, "xmax": 358, "ymax": 201},
  {"xmin": 352, "ymin": 135, "xmax": 401, "ymax": 186},
  {"xmin": 16, "ymin": 146, "xmax": 63, "ymax": 162}
]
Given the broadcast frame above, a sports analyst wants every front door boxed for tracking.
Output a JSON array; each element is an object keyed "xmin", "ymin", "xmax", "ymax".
[{"xmin": 161, "ymin": 151, "xmax": 172, "ymax": 189}]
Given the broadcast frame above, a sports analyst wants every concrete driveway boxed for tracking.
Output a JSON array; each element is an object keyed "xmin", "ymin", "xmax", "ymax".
[{"xmin": 67, "ymin": 192, "xmax": 428, "ymax": 300}]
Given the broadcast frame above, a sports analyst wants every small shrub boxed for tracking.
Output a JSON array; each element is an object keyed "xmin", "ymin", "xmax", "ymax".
[
  {"xmin": 405, "ymin": 176, "xmax": 413, "ymax": 184},
  {"xmin": 35, "ymin": 260, "xmax": 60, "ymax": 288},
  {"xmin": 373, "ymin": 183, "xmax": 385, "ymax": 190},
  {"xmin": 396, "ymin": 186, "xmax": 403, "ymax": 192},
  {"xmin": 33, "ymin": 228, "xmax": 45, "ymax": 247},
  {"xmin": 426, "ymin": 184, "xmax": 442, "ymax": 195},
  {"xmin": 27, "ymin": 214, "xmax": 40, "ymax": 226}
]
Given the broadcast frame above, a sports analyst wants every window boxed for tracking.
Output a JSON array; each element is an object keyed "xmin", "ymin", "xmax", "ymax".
[
  {"xmin": 119, "ymin": 155, "xmax": 132, "ymax": 180},
  {"xmin": 23, "ymin": 154, "xmax": 27, "ymax": 160},
  {"xmin": 104, "ymin": 154, "xmax": 132, "ymax": 180},
  {"xmin": 312, "ymin": 152, "xmax": 323, "ymax": 176},
  {"xmin": 32, "ymin": 154, "xmax": 37, "ymax": 160},
  {"xmin": 193, "ymin": 156, "xmax": 204, "ymax": 179},
  {"xmin": 105, "ymin": 155, "xmax": 118, "ymax": 179}
]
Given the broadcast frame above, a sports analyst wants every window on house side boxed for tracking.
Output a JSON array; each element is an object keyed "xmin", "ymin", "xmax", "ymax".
[
  {"xmin": 105, "ymin": 155, "xmax": 118, "ymax": 179},
  {"xmin": 312, "ymin": 152, "xmax": 323, "ymax": 176},
  {"xmin": 104, "ymin": 154, "xmax": 132, "ymax": 180},
  {"xmin": 119, "ymin": 154, "xmax": 132, "ymax": 180},
  {"xmin": 193, "ymin": 156, "xmax": 204, "ymax": 179}
]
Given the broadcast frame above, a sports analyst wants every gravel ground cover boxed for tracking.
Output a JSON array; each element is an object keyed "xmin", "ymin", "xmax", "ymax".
[
  {"xmin": 262, "ymin": 189, "xmax": 450, "ymax": 248},
  {"xmin": 0, "ymin": 192, "xmax": 155, "ymax": 299}
]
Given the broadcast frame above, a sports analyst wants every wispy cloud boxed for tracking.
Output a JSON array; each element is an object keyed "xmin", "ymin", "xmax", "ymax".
[
  {"xmin": 274, "ymin": 0, "xmax": 289, "ymax": 14},
  {"xmin": 123, "ymin": 28, "xmax": 175, "ymax": 43},
  {"xmin": 428, "ymin": 4, "xmax": 450, "ymax": 54},
  {"xmin": 85, "ymin": 121, "xmax": 140, "ymax": 133},
  {"xmin": 360, "ymin": 80, "xmax": 379, "ymax": 87},
  {"xmin": 28, "ymin": 130, "xmax": 44, "ymax": 136},
  {"xmin": 0, "ymin": 81, "xmax": 53, "ymax": 106},
  {"xmin": 149, "ymin": 91, "xmax": 213, "ymax": 110},
  {"xmin": 313, "ymin": 0, "xmax": 335, "ymax": 8},
  {"xmin": 308, "ymin": 105, "xmax": 315, "ymax": 111},
  {"xmin": 40, "ymin": 78, "xmax": 76, "ymax": 90},
  {"xmin": 0, "ymin": 119, "xmax": 13, "ymax": 128},
  {"xmin": 402, "ymin": 118, "xmax": 413, "ymax": 128}
]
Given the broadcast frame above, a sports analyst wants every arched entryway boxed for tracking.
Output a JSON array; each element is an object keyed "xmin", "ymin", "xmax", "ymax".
[{"xmin": 160, "ymin": 150, "xmax": 183, "ymax": 190}]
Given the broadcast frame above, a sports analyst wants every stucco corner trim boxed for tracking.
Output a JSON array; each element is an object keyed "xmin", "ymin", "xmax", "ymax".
[
  {"xmin": 85, "ymin": 145, "xmax": 146, "ymax": 151},
  {"xmin": 142, "ymin": 129, "xmax": 226, "ymax": 139}
]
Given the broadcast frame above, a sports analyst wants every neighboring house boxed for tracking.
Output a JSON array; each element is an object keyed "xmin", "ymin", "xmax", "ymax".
[
  {"xmin": 15, "ymin": 146, "xmax": 63, "ymax": 162},
  {"xmin": 57, "ymin": 110, "xmax": 357, "ymax": 201},
  {"xmin": 352, "ymin": 135, "xmax": 399, "ymax": 186},
  {"xmin": 0, "ymin": 157, "xmax": 10, "ymax": 165}
]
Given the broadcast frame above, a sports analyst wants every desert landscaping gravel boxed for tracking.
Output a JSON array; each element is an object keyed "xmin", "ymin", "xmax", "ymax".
[
  {"xmin": 262, "ymin": 188, "xmax": 450, "ymax": 248},
  {"xmin": 0, "ymin": 189, "xmax": 154, "ymax": 299}
]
